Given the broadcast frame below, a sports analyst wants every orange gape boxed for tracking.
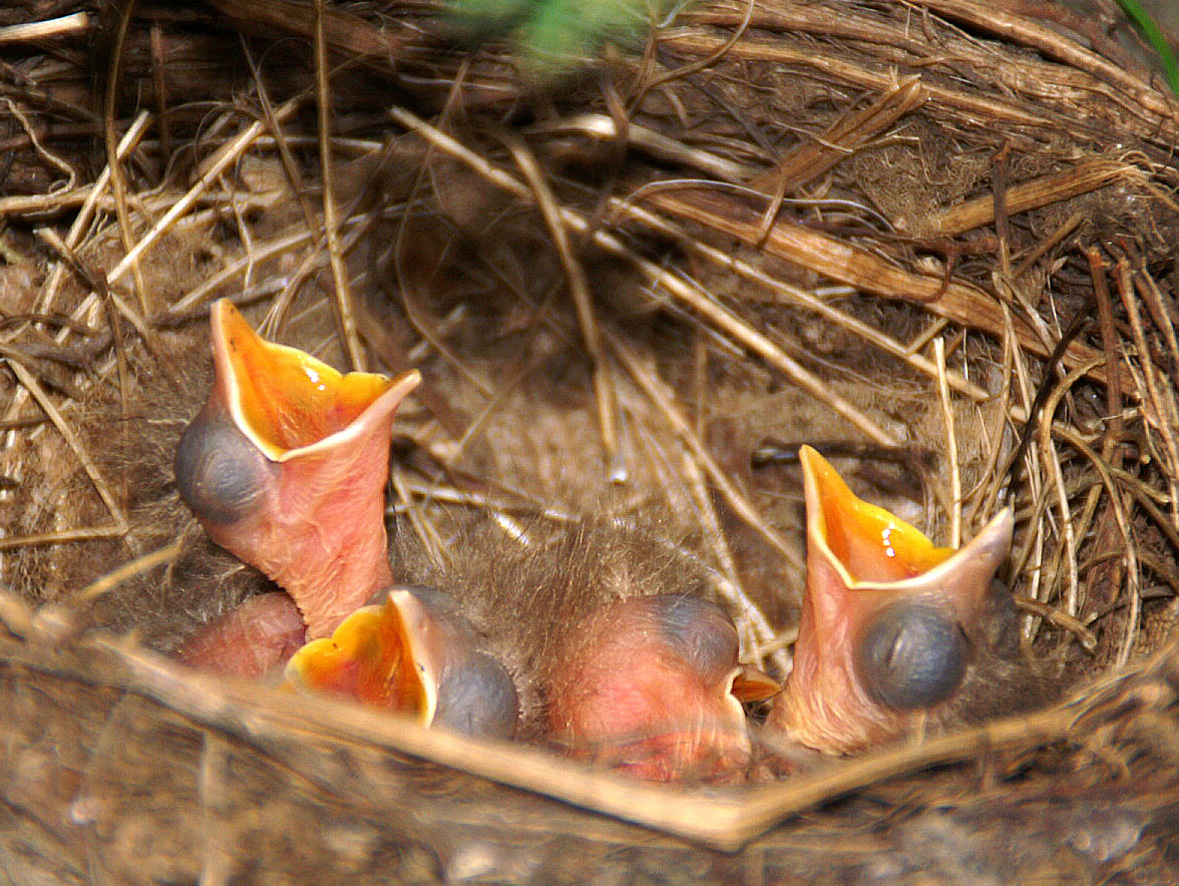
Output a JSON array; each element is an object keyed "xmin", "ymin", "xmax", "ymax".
[
  {"xmin": 286, "ymin": 597, "xmax": 431, "ymax": 720},
  {"xmin": 285, "ymin": 586, "xmax": 519, "ymax": 739},
  {"xmin": 766, "ymin": 446, "xmax": 1014, "ymax": 756},
  {"xmin": 806, "ymin": 448, "xmax": 954, "ymax": 584},
  {"xmin": 214, "ymin": 301, "xmax": 395, "ymax": 456},
  {"xmin": 175, "ymin": 299, "xmax": 420, "ymax": 642}
]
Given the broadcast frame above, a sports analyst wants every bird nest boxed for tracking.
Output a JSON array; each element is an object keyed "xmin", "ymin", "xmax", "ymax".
[{"xmin": 2, "ymin": 0, "xmax": 1179, "ymax": 882}]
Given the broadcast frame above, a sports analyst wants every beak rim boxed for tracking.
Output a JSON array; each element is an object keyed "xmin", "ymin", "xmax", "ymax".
[
  {"xmin": 210, "ymin": 299, "xmax": 422, "ymax": 463},
  {"xmin": 284, "ymin": 594, "xmax": 439, "ymax": 725},
  {"xmin": 729, "ymin": 663, "xmax": 781, "ymax": 703},
  {"xmin": 799, "ymin": 444, "xmax": 1013, "ymax": 598},
  {"xmin": 386, "ymin": 588, "xmax": 441, "ymax": 724}
]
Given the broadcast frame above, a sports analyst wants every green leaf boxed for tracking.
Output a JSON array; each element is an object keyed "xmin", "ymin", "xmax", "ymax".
[{"xmin": 1117, "ymin": 0, "xmax": 1179, "ymax": 98}]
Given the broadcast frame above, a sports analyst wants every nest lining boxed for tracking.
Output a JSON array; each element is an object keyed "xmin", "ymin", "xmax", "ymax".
[{"xmin": 1, "ymin": 0, "xmax": 1179, "ymax": 882}]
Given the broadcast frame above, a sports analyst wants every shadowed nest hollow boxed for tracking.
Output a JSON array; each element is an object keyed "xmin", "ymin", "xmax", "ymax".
[{"xmin": 2, "ymin": 0, "xmax": 1179, "ymax": 882}]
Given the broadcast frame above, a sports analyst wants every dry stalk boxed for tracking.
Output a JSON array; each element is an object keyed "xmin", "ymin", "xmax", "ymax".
[
  {"xmin": 315, "ymin": 0, "xmax": 365, "ymax": 371},
  {"xmin": 753, "ymin": 76, "xmax": 928, "ymax": 199},
  {"xmin": 4, "ymin": 580, "xmax": 1170, "ymax": 853},
  {"xmin": 389, "ymin": 105, "xmax": 900, "ymax": 445},
  {"xmin": 76, "ymin": 539, "xmax": 186, "ymax": 602},
  {"xmin": 933, "ymin": 337, "xmax": 961, "ymax": 547},
  {"xmin": 925, "ymin": 160, "xmax": 1142, "ymax": 237},
  {"xmin": 103, "ymin": 0, "xmax": 149, "ymax": 316},
  {"xmin": 1055, "ymin": 425, "xmax": 1142, "ymax": 668},
  {"xmin": 0, "ymin": 11, "xmax": 90, "ymax": 42}
]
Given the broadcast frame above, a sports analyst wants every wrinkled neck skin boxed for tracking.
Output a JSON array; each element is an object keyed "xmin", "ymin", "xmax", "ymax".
[
  {"xmin": 202, "ymin": 422, "xmax": 394, "ymax": 639},
  {"xmin": 772, "ymin": 551, "xmax": 915, "ymax": 755}
]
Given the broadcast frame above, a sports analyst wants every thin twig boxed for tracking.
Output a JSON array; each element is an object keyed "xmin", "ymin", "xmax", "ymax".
[
  {"xmin": 5, "ymin": 360, "xmax": 128, "ymax": 536},
  {"xmin": 315, "ymin": 0, "xmax": 365, "ymax": 370},
  {"xmin": 934, "ymin": 337, "xmax": 961, "ymax": 547},
  {"xmin": 77, "ymin": 539, "xmax": 186, "ymax": 602}
]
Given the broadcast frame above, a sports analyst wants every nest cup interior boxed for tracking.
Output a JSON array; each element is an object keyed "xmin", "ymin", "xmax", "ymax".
[{"xmin": 1, "ymin": 0, "xmax": 1178, "ymax": 881}]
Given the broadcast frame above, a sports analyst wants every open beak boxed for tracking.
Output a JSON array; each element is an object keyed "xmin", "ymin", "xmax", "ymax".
[
  {"xmin": 766, "ymin": 445, "xmax": 1013, "ymax": 754},
  {"xmin": 285, "ymin": 585, "xmax": 519, "ymax": 738},
  {"xmin": 175, "ymin": 300, "xmax": 420, "ymax": 639},
  {"xmin": 549, "ymin": 595, "xmax": 779, "ymax": 782}
]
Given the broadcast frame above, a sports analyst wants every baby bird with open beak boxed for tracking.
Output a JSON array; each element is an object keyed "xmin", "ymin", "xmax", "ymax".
[
  {"xmin": 172, "ymin": 301, "xmax": 517, "ymax": 738},
  {"xmin": 765, "ymin": 446, "xmax": 1045, "ymax": 757},
  {"xmin": 171, "ymin": 301, "xmax": 771, "ymax": 765},
  {"xmin": 287, "ymin": 583, "xmax": 520, "ymax": 738},
  {"xmin": 174, "ymin": 299, "xmax": 420, "ymax": 646}
]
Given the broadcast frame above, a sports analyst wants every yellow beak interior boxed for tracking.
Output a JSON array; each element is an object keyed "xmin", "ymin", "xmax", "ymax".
[
  {"xmin": 214, "ymin": 300, "xmax": 402, "ymax": 458},
  {"xmin": 801, "ymin": 446, "xmax": 953, "ymax": 585},
  {"xmin": 284, "ymin": 598, "xmax": 434, "ymax": 723}
]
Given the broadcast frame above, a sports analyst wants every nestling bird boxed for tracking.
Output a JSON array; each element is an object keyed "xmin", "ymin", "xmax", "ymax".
[
  {"xmin": 397, "ymin": 520, "xmax": 779, "ymax": 781},
  {"xmin": 172, "ymin": 301, "xmax": 774, "ymax": 776},
  {"xmin": 173, "ymin": 299, "xmax": 420, "ymax": 670},
  {"xmin": 764, "ymin": 445, "xmax": 1045, "ymax": 757},
  {"xmin": 286, "ymin": 583, "xmax": 519, "ymax": 738},
  {"xmin": 545, "ymin": 593, "xmax": 778, "ymax": 780}
]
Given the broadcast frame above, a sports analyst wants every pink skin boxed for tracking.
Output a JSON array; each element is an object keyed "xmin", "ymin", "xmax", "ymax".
[
  {"xmin": 176, "ymin": 592, "xmax": 306, "ymax": 677},
  {"xmin": 547, "ymin": 596, "xmax": 773, "ymax": 782},
  {"xmin": 175, "ymin": 300, "xmax": 419, "ymax": 675},
  {"xmin": 194, "ymin": 382, "xmax": 399, "ymax": 640},
  {"xmin": 766, "ymin": 446, "xmax": 1013, "ymax": 755}
]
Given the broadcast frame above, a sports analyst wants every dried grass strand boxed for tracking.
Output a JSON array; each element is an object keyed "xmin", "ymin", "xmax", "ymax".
[
  {"xmin": 934, "ymin": 337, "xmax": 961, "ymax": 547},
  {"xmin": 0, "ymin": 11, "xmax": 90, "ymax": 42},
  {"xmin": 5, "ymin": 359, "xmax": 128, "ymax": 537},
  {"xmin": 102, "ymin": 0, "xmax": 150, "ymax": 316},
  {"xmin": 926, "ymin": 159, "xmax": 1140, "ymax": 237},
  {"xmin": 315, "ymin": 0, "xmax": 365, "ymax": 371},
  {"xmin": 76, "ymin": 539, "xmax": 185, "ymax": 603},
  {"xmin": 389, "ymin": 105, "xmax": 899, "ymax": 445}
]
